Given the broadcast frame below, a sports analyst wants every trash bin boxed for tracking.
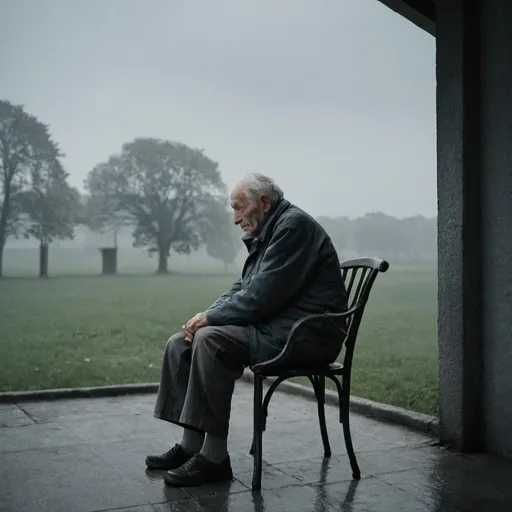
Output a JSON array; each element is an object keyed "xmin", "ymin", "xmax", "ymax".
[{"xmin": 99, "ymin": 247, "xmax": 117, "ymax": 275}]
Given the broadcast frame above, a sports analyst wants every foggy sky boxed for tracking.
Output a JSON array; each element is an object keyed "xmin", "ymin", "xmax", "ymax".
[{"xmin": 0, "ymin": 0, "xmax": 436, "ymax": 218}]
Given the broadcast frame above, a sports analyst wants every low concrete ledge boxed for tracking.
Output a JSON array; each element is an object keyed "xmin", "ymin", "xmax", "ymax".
[
  {"xmin": 0, "ymin": 371, "xmax": 438, "ymax": 437},
  {"xmin": 0, "ymin": 383, "xmax": 158, "ymax": 403}
]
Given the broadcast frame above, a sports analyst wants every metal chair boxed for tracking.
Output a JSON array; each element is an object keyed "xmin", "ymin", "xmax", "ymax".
[{"xmin": 249, "ymin": 257, "xmax": 390, "ymax": 490}]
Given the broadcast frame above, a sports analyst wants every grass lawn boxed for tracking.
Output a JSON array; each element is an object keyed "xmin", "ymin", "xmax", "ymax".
[{"xmin": 0, "ymin": 249, "xmax": 438, "ymax": 415}]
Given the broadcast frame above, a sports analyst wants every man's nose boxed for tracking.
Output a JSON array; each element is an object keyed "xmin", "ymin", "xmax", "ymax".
[{"xmin": 233, "ymin": 212, "xmax": 241, "ymax": 224}]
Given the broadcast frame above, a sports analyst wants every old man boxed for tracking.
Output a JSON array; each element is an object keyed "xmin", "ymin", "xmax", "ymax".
[{"xmin": 146, "ymin": 173, "xmax": 348, "ymax": 487}]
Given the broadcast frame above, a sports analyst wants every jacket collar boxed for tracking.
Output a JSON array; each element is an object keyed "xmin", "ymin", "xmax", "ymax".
[{"xmin": 242, "ymin": 199, "xmax": 291, "ymax": 251}]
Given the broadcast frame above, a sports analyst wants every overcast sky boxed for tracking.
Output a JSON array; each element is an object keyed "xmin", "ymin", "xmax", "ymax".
[{"xmin": 0, "ymin": 0, "xmax": 436, "ymax": 219}]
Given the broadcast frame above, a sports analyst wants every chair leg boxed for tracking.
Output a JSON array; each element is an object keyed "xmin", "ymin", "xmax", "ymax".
[
  {"xmin": 252, "ymin": 373, "xmax": 264, "ymax": 491},
  {"xmin": 315, "ymin": 375, "xmax": 331, "ymax": 458},
  {"xmin": 341, "ymin": 384, "xmax": 361, "ymax": 479}
]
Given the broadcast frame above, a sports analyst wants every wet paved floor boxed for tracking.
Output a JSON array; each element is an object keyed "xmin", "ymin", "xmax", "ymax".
[{"xmin": 1, "ymin": 381, "xmax": 512, "ymax": 512}]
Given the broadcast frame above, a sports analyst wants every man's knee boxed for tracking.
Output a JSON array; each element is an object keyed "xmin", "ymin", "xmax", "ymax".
[
  {"xmin": 192, "ymin": 326, "xmax": 249, "ymax": 373},
  {"xmin": 193, "ymin": 326, "xmax": 218, "ymax": 344},
  {"xmin": 191, "ymin": 327, "xmax": 225, "ymax": 357},
  {"xmin": 192, "ymin": 326, "xmax": 248, "ymax": 360}
]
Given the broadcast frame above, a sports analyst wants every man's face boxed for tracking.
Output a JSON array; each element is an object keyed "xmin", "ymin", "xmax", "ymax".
[{"xmin": 231, "ymin": 186, "xmax": 271, "ymax": 237}]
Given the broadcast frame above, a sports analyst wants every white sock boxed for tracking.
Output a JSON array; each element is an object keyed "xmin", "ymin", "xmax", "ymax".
[{"xmin": 199, "ymin": 434, "xmax": 228, "ymax": 463}]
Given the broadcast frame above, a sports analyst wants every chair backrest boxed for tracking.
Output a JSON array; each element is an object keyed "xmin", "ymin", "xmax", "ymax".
[{"xmin": 339, "ymin": 257, "xmax": 389, "ymax": 372}]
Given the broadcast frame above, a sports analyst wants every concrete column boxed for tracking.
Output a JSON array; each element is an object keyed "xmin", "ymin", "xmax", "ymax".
[{"xmin": 436, "ymin": 0, "xmax": 484, "ymax": 451}]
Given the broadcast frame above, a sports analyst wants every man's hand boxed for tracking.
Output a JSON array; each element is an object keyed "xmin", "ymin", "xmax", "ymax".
[{"xmin": 182, "ymin": 312, "xmax": 209, "ymax": 342}]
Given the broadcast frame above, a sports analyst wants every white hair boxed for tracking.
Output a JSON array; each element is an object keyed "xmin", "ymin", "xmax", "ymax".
[{"xmin": 240, "ymin": 173, "xmax": 284, "ymax": 205}]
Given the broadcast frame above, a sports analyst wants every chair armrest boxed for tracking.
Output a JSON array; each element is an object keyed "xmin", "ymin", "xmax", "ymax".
[{"xmin": 250, "ymin": 301, "xmax": 365, "ymax": 373}]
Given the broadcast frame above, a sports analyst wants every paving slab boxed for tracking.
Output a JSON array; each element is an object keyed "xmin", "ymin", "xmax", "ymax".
[
  {"xmin": 1, "ymin": 381, "xmax": 512, "ymax": 512},
  {"xmin": 0, "ymin": 404, "xmax": 36, "ymax": 428}
]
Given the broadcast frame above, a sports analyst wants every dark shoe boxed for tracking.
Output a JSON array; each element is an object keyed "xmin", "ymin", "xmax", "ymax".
[
  {"xmin": 163, "ymin": 453, "xmax": 233, "ymax": 487},
  {"xmin": 145, "ymin": 444, "xmax": 193, "ymax": 470}
]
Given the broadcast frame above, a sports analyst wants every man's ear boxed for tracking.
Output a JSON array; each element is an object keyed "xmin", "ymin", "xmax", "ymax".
[{"xmin": 261, "ymin": 194, "xmax": 272, "ymax": 213}]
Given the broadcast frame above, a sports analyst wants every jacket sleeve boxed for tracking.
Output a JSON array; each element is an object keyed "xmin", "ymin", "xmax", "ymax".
[
  {"xmin": 207, "ymin": 278, "xmax": 242, "ymax": 311},
  {"xmin": 205, "ymin": 219, "xmax": 317, "ymax": 325}
]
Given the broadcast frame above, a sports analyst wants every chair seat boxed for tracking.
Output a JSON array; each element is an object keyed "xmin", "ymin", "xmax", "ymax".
[{"xmin": 251, "ymin": 361, "xmax": 344, "ymax": 377}]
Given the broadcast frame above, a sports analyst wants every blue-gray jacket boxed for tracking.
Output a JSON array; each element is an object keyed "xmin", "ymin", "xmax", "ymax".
[{"xmin": 205, "ymin": 199, "xmax": 348, "ymax": 365}]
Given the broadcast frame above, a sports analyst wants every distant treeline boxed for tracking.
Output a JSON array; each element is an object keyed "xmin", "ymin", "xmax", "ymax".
[{"xmin": 316, "ymin": 213, "xmax": 437, "ymax": 261}]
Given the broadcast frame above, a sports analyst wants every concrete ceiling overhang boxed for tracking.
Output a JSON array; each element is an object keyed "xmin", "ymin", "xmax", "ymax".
[{"xmin": 376, "ymin": 0, "xmax": 435, "ymax": 35}]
